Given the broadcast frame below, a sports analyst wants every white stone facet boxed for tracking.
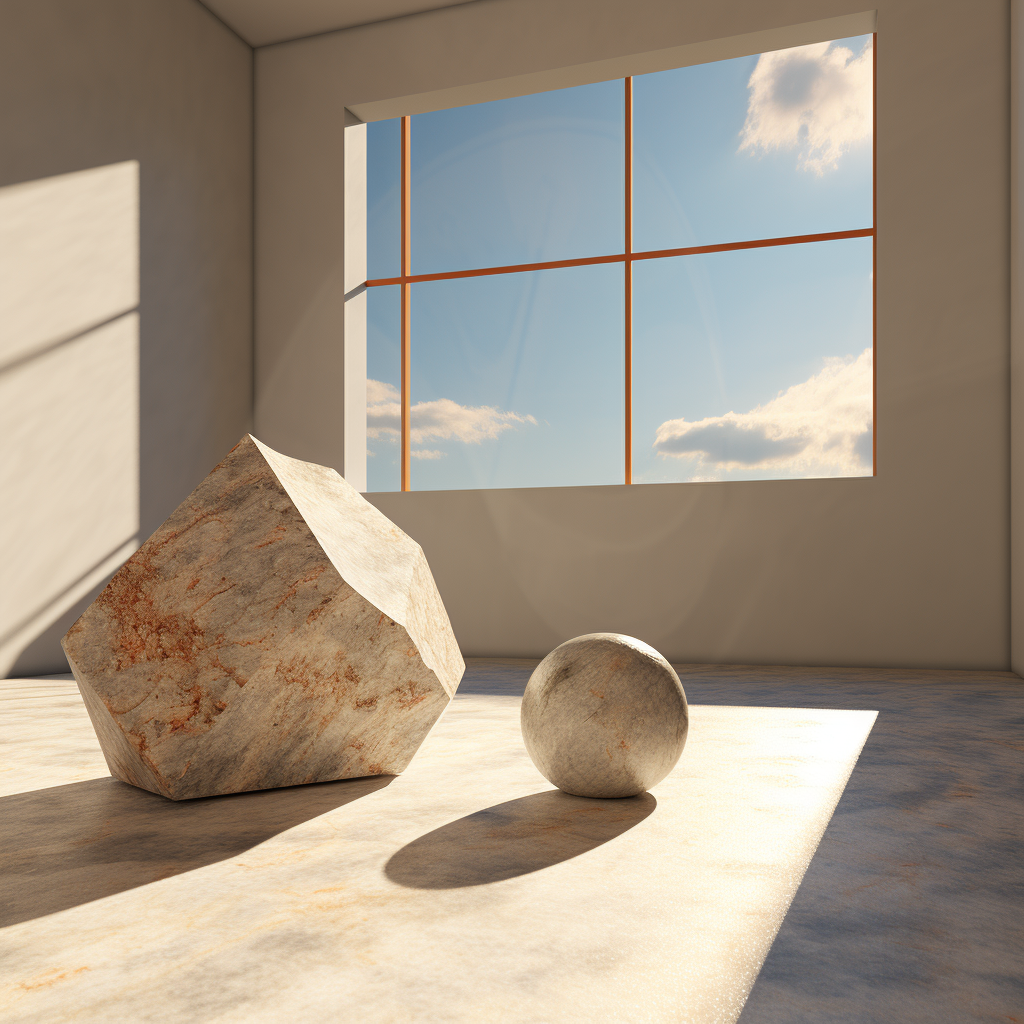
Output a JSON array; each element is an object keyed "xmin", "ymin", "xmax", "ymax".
[
  {"xmin": 61, "ymin": 435, "xmax": 464, "ymax": 800},
  {"xmin": 520, "ymin": 633, "xmax": 688, "ymax": 798}
]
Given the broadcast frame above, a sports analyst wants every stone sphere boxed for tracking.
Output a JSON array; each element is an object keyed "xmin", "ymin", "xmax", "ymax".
[{"xmin": 520, "ymin": 633, "xmax": 688, "ymax": 799}]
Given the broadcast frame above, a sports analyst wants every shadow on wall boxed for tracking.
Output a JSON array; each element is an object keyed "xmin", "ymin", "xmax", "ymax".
[
  {"xmin": 0, "ymin": 773, "xmax": 393, "ymax": 928},
  {"xmin": 0, "ymin": 162, "xmax": 141, "ymax": 676}
]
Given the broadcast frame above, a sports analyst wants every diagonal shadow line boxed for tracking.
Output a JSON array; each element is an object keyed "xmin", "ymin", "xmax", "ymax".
[
  {"xmin": 385, "ymin": 789, "xmax": 656, "ymax": 889},
  {"xmin": 0, "ymin": 536, "xmax": 138, "ymax": 650},
  {"xmin": 0, "ymin": 773, "xmax": 392, "ymax": 928},
  {"xmin": 0, "ymin": 307, "xmax": 137, "ymax": 377}
]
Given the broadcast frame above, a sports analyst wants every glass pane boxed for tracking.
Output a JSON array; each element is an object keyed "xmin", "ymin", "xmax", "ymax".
[
  {"xmin": 409, "ymin": 265, "xmax": 624, "ymax": 490},
  {"xmin": 368, "ymin": 118, "xmax": 401, "ymax": 280},
  {"xmin": 634, "ymin": 36, "xmax": 872, "ymax": 251},
  {"xmin": 366, "ymin": 285, "xmax": 401, "ymax": 492},
  {"xmin": 411, "ymin": 81, "xmax": 624, "ymax": 275},
  {"xmin": 632, "ymin": 236, "xmax": 872, "ymax": 483}
]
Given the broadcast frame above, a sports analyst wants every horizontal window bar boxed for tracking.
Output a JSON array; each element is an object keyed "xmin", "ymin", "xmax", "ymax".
[
  {"xmin": 632, "ymin": 227, "xmax": 874, "ymax": 262},
  {"xmin": 366, "ymin": 253, "xmax": 625, "ymax": 287},
  {"xmin": 364, "ymin": 227, "xmax": 874, "ymax": 287}
]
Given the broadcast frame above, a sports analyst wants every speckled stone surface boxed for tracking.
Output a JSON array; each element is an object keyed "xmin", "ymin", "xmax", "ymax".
[
  {"xmin": 521, "ymin": 633, "xmax": 688, "ymax": 798},
  {"xmin": 682, "ymin": 665, "xmax": 1024, "ymax": 1024},
  {"xmin": 0, "ymin": 667, "xmax": 875, "ymax": 1023},
  {"xmin": 60, "ymin": 435, "xmax": 464, "ymax": 800}
]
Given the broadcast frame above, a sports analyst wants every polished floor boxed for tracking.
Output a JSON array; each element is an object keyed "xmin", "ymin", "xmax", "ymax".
[
  {"xmin": 461, "ymin": 661, "xmax": 1023, "ymax": 1023},
  {"xmin": 1, "ymin": 661, "xmax": 1020, "ymax": 1023},
  {"xmin": 679, "ymin": 663, "xmax": 1021, "ymax": 1023}
]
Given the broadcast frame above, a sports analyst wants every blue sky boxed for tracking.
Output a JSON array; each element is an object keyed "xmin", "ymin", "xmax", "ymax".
[{"xmin": 366, "ymin": 35, "xmax": 873, "ymax": 492}]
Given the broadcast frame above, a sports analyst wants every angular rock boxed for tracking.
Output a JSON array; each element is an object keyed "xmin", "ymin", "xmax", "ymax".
[{"xmin": 62, "ymin": 435, "xmax": 464, "ymax": 800}]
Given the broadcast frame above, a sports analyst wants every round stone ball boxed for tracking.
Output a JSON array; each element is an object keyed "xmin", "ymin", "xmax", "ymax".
[{"xmin": 520, "ymin": 633, "xmax": 688, "ymax": 799}]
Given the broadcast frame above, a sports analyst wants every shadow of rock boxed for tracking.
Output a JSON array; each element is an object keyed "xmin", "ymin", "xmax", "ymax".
[
  {"xmin": 385, "ymin": 789, "xmax": 656, "ymax": 889},
  {"xmin": 0, "ymin": 773, "xmax": 392, "ymax": 927}
]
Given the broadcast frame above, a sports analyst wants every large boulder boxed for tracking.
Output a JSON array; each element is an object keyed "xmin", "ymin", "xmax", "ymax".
[{"xmin": 62, "ymin": 435, "xmax": 464, "ymax": 800}]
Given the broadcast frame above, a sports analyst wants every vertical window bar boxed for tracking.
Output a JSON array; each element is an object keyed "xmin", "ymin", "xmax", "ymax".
[
  {"xmin": 872, "ymin": 33, "xmax": 877, "ymax": 477},
  {"xmin": 624, "ymin": 76, "xmax": 634, "ymax": 485},
  {"xmin": 401, "ymin": 115, "xmax": 412, "ymax": 491}
]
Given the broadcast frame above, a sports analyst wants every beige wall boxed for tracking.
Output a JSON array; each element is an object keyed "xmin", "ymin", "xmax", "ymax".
[
  {"xmin": 1012, "ymin": 0, "xmax": 1024, "ymax": 675},
  {"xmin": 8, "ymin": 0, "xmax": 1009, "ymax": 674},
  {"xmin": 0, "ymin": 0, "xmax": 253, "ymax": 676},
  {"xmin": 257, "ymin": 0, "xmax": 1012, "ymax": 668}
]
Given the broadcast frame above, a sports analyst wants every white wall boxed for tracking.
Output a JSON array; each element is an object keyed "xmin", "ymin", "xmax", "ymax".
[
  {"xmin": 257, "ymin": 0, "xmax": 1010, "ymax": 668},
  {"xmin": 0, "ymin": 0, "xmax": 253, "ymax": 676}
]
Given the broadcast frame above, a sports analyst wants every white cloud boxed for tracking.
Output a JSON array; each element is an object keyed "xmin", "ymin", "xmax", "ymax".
[
  {"xmin": 739, "ymin": 39, "xmax": 872, "ymax": 175},
  {"xmin": 366, "ymin": 379, "xmax": 537, "ymax": 446},
  {"xmin": 366, "ymin": 378, "xmax": 398, "ymax": 405},
  {"xmin": 653, "ymin": 347, "xmax": 872, "ymax": 477},
  {"xmin": 411, "ymin": 449, "xmax": 445, "ymax": 460}
]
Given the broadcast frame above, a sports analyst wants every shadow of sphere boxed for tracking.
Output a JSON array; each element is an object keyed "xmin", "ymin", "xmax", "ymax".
[{"xmin": 384, "ymin": 789, "xmax": 656, "ymax": 889}]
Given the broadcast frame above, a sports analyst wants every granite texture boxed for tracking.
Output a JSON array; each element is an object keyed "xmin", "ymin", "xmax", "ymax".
[
  {"xmin": 521, "ymin": 633, "xmax": 689, "ymax": 798},
  {"xmin": 0, "ymin": 667, "xmax": 874, "ymax": 1023},
  {"xmin": 60, "ymin": 435, "xmax": 464, "ymax": 800}
]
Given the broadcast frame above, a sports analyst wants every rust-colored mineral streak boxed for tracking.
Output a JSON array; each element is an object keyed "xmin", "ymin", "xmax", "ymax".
[{"xmin": 62, "ymin": 435, "xmax": 464, "ymax": 800}]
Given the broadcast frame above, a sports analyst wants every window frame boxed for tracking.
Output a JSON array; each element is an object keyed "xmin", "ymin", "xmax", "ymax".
[{"xmin": 363, "ymin": 34, "xmax": 877, "ymax": 492}]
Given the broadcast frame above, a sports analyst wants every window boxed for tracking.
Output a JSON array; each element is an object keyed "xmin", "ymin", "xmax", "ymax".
[{"xmin": 365, "ymin": 35, "xmax": 875, "ymax": 492}]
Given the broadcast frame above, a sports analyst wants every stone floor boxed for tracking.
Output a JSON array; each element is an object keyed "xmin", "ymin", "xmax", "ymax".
[
  {"xmin": 460, "ymin": 660, "xmax": 1024, "ymax": 1022},
  {"xmin": 1, "ymin": 661, "xmax": 1021, "ymax": 1023},
  {"xmin": 679, "ymin": 663, "xmax": 1022, "ymax": 1024}
]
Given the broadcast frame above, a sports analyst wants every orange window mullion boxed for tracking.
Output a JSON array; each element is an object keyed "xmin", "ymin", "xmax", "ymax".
[
  {"xmin": 625, "ymin": 76, "xmax": 633, "ymax": 486},
  {"xmin": 400, "ymin": 115, "xmax": 411, "ymax": 492},
  {"xmin": 872, "ymin": 32, "xmax": 877, "ymax": 477}
]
